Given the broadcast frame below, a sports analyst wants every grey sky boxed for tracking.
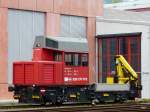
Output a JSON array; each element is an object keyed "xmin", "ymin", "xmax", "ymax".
[{"xmin": 104, "ymin": 0, "xmax": 150, "ymax": 4}]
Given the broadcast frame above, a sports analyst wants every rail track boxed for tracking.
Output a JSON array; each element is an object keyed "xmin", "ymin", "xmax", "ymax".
[{"xmin": 0, "ymin": 103, "xmax": 149, "ymax": 112}]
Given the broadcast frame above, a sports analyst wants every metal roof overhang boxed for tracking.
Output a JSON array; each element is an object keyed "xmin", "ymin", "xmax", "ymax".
[
  {"xmin": 96, "ymin": 32, "xmax": 142, "ymax": 39},
  {"xmin": 34, "ymin": 36, "xmax": 88, "ymax": 53}
]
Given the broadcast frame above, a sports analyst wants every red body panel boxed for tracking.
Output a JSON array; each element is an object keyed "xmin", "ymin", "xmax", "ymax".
[
  {"xmin": 13, "ymin": 48, "xmax": 89, "ymax": 86},
  {"xmin": 13, "ymin": 61, "xmax": 64, "ymax": 86},
  {"xmin": 54, "ymin": 63, "xmax": 63, "ymax": 84},
  {"xmin": 13, "ymin": 64, "xmax": 25, "ymax": 84},
  {"xmin": 24, "ymin": 64, "xmax": 34, "ymax": 84},
  {"xmin": 33, "ymin": 48, "xmax": 53, "ymax": 61},
  {"xmin": 38, "ymin": 62, "xmax": 54, "ymax": 84},
  {"xmin": 13, "ymin": 62, "xmax": 89, "ymax": 86},
  {"xmin": 64, "ymin": 66, "xmax": 89, "ymax": 85}
]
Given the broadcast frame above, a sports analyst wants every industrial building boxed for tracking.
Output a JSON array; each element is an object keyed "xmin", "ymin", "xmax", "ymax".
[
  {"xmin": 96, "ymin": 9, "xmax": 150, "ymax": 98},
  {"xmin": 0, "ymin": 0, "xmax": 102, "ymax": 100}
]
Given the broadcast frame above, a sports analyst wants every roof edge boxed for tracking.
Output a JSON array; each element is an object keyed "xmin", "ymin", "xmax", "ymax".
[
  {"xmin": 96, "ymin": 17, "xmax": 150, "ymax": 26},
  {"xmin": 96, "ymin": 32, "xmax": 142, "ymax": 38}
]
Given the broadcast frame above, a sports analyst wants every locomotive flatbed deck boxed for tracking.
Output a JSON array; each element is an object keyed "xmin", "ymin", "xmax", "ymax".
[{"xmin": 95, "ymin": 83, "xmax": 130, "ymax": 92}]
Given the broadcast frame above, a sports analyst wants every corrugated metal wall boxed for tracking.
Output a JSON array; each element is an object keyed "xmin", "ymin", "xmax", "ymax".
[
  {"xmin": 61, "ymin": 15, "xmax": 86, "ymax": 38},
  {"xmin": 8, "ymin": 9, "xmax": 45, "ymax": 84}
]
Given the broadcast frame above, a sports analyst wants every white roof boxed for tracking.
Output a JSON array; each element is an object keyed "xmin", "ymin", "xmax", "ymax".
[
  {"xmin": 104, "ymin": 0, "xmax": 150, "ymax": 10},
  {"xmin": 96, "ymin": 8, "xmax": 150, "ymax": 25}
]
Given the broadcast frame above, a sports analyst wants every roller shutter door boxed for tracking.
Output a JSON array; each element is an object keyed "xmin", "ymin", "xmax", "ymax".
[{"xmin": 8, "ymin": 9, "xmax": 45, "ymax": 84}]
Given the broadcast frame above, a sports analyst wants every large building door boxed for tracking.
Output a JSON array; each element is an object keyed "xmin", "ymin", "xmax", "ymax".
[
  {"xmin": 98, "ymin": 34, "xmax": 141, "ymax": 83},
  {"xmin": 8, "ymin": 10, "xmax": 45, "ymax": 84}
]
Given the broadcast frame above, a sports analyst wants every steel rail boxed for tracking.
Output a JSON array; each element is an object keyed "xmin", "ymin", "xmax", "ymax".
[{"xmin": 0, "ymin": 103, "xmax": 149, "ymax": 112}]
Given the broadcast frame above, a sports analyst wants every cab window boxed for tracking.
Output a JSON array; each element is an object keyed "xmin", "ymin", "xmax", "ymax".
[
  {"xmin": 81, "ymin": 54, "xmax": 88, "ymax": 66},
  {"xmin": 65, "ymin": 53, "xmax": 88, "ymax": 66},
  {"xmin": 53, "ymin": 52, "xmax": 62, "ymax": 61},
  {"xmin": 65, "ymin": 53, "xmax": 73, "ymax": 65}
]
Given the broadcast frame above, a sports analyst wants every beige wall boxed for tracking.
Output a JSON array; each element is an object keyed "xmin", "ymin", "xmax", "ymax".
[{"xmin": 0, "ymin": 0, "xmax": 103, "ymax": 99}]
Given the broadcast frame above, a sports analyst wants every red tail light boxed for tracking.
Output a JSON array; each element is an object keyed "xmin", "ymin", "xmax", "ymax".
[{"xmin": 40, "ymin": 89, "xmax": 46, "ymax": 95}]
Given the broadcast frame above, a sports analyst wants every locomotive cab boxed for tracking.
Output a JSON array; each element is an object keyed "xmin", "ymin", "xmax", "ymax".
[{"xmin": 33, "ymin": 36, "xmax": 89, "ymax": 85}]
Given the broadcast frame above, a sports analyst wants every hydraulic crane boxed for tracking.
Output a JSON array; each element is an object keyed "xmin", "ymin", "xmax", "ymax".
[{"xmin": 114, "ymin": 55, "xmax": 141, "ymax": 89}]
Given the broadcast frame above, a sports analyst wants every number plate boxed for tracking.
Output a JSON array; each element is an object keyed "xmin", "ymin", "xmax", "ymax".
[{"xmin": 103, "ymin": 93, "xmax": 109, "ymax": 96}]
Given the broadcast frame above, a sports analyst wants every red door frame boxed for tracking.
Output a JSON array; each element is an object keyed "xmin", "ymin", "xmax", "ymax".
[{"xmin": 106, "ymin": 39, "xmax": 110, "ymax": 77}]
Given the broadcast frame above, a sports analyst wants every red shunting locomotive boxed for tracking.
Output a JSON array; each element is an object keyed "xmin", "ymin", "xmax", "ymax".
[{"xmin": 9, "ymin": 36, "xmax": 141, "ymax": 105}]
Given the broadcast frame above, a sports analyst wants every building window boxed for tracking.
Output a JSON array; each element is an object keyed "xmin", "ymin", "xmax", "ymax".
[{"xmin": 61, "ymin": 15, "xmax": 86, "ymax": 38}]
